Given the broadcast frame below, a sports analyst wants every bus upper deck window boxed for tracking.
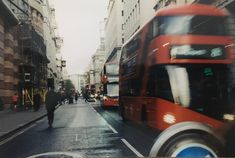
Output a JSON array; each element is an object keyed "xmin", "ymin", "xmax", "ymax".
[{"xmin": 153, "ymin": 18, "xmax": 159, "ymax": 37}]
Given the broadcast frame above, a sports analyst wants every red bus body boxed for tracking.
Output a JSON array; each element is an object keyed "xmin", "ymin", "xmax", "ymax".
[
  {"xmin": 119, "ymin": 4, "xmax": 234, "ymax": 131},
  {"xmin": 100, "ymin": 62, "xmax": 119, "ymax": 107}
]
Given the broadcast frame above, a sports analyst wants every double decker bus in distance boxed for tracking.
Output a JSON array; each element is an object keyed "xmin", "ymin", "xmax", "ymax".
[
  {"xmin": 100, "ymin": 62, "xmax": 119, "ymax": 108},
  {"xmin": 119, "ymin": 4, "xmax": 234, "ymax": 157}
]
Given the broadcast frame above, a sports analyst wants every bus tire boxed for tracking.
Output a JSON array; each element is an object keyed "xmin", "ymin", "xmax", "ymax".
[
  {"xmin": 120, "ymin": 104, "xmax": 127, "ymax": 122},
  {"xmin": 156, "ymin": 132, "xmax": 222, "ymax": 157},
  {"xmin": 149, "ymin": 122, "xmax": 224, "ymax": 157},
  {"xmin": 121, "ymin": 110, "xmax": 127, "ymax": 122},
  {"xmin": 141, "ymin": 106, "xmax": 147, "ymax": 123}
]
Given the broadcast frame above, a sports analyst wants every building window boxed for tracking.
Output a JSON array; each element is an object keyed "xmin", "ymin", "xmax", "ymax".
[{"xmin": 122, "ymin": 10, "xmax": 124, "ymax": 16}]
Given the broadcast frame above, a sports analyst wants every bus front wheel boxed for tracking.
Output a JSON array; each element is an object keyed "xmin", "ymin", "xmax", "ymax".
[
  {"xmin": 156, "ymin": 132, "xmax": 222, "ymax": 157},
  {"xmin": 119, "ymin": 104, "xmax": 127, "ymax": 122}
]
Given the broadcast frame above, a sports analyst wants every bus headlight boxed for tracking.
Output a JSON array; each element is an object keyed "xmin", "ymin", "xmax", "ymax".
[
  {"xmin": 103, "ymin": 96, "xmax": 107, "ymax": 101},
  {"xmin": 163, "ymin": 114, "xmax": 176, "ymax": 124},
  {"xmin": 223, "ymin": 114, "xmax": 235, "ymax": 121}
]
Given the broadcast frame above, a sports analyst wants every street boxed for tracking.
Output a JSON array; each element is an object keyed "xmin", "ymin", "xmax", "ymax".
[{"xmin": 0, "ymin": 99, "xmax": 159, "ymax": 158}]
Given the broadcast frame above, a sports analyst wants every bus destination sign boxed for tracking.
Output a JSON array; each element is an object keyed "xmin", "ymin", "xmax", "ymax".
[{"xmin": 170, "ymin": 45, "xmax": 226, "ymax": 60}]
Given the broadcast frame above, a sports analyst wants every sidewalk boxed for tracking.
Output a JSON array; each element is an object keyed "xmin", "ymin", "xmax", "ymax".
[{"xmin": 0, "ymin": 106, "xmax": 47, "ymax": 138}]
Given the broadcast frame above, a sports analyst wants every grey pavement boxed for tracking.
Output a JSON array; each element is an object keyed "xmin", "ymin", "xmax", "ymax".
[
  {"xmin": 0, "ymin": 106, "xmax": 47, "ymax": 138},
  {"xmin": 0, "ymin": 100, "xmax": 137, "ymax": 158}
]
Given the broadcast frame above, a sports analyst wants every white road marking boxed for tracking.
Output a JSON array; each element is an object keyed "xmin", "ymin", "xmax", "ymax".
[
  {"xmin": 88, "ymin": 102, "xmax": 143, "ymax": 157},
  {"xmin": 75, "ymin": 134, "xmax": 78, "ymax": 142},
  {"xmin": 88, "ymin": 102, "xmax": 118, "ymax": 134},
  {"xmin": 107, "ymin": 124, "xmax": 118, "ymax": 134},
  {"xmin": 17, "ymin": 124, "xmax": 24, "ymax": 127},
  {"xmin": 0, "ymin": 124, "xmax": 36, "ymax": 146},
  {"xmin": 121, "ymin": 139, "xmax": 144, "ymax": 157},
  {"xmin": 94, "ymin": 109, "xmax": 118, "ymax": 133}
]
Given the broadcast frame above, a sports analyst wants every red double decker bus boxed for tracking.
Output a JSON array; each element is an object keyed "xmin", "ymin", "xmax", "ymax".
[
  {"xmin": 100, "ymin": 62, "xmax": 119, "ymax": 108},
  {"xmin": 119, "ymin": 4, "xmax": 234, "ymax": 157}
]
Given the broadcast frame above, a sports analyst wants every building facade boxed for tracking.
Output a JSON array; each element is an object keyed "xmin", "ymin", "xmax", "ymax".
[
  {"xmin": 0, "ymin": 0, "xmax": 62, "ymax": 108},
  {"xmin": 92, "ymin": 39, "xmax": 105, "ymax": 91},
  {"xmin": 123, "ymin": 0, "xmax": 157, "ymax": 42},
  {"xmin": 0, "ymin": 0, "xmax": 19, "ymax": 107},
  {"xmin": 105, "ymin": 0, "xmax": 124, "ymax": 62},
  {"xmin": 43, "ymin": 0, "xmax": 63, "ymax": 91}
]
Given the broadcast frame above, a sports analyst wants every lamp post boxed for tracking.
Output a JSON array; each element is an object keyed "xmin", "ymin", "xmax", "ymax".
[
  {"xmin": 56, "ymin": 58, "xmax": 66, "ymax": 89},
  {"xmin": 56, "ymin": 58, "xmax": 66, "ymax": 71}
]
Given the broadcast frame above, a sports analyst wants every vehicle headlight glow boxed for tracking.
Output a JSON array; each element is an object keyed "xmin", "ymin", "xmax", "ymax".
[
  {"xmin": 163, "ymin": 114, "xmax": 176, "ymax": 124},
  {"xmin": 223, "ymin": 114, "xmax": 235, "ymax": 121}
]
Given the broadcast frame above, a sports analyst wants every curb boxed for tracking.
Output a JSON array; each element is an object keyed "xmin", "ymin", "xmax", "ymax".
[
  {"xmin": 0, "ymin": 113, "xmax": 46, "ymax": 142},
  {"xmin": 0, "ymin": 104, "xmax": 61, "ymax": 143}
]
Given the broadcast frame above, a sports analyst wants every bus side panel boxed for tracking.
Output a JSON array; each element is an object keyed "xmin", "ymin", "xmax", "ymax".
[
  {"xmin": 149, "ymin": 98, "xmax": 223, "ymax": 131},
  {"xmin": 122, "ymin": 96, "xmax": 142, "ymax": 122},
  {"xmin": 102, "ymin": 98, "xmax": 118, "ymax": 107}
]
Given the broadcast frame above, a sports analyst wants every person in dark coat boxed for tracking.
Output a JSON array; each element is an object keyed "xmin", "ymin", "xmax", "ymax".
[
  {"xmin": 0, "ymin": 97, "xmax": 4, "ymax": 111},
  {"xmin": 33, "ymin": 92, "xmax": 41, "ymax": 111},
  {"xmin": 75, "ymin": 92, "xmax": 78, "ymax": 103},
  {"xmin": 45, "ymin": 87, "xmax": 58, "ymax": 128}
]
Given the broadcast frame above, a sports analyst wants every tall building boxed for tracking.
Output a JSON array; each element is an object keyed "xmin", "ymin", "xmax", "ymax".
[
  {"xmin": 0, "ymin": 0, "xmax": 19, "ymax": 107},
  {"xmin": 154, "ymin": 0, "xmax": 194, "ymax": 10},
  {"xmin": 92, "ymin": 38, "xmax": 105, "ymax": 91},
  {"xmin": 105, "ymin": 0, "xmax": 124, "ymax": 62},
  {"xmin": 0, "ymin": 0, "xmax": 62, "ymax": 108},
  {"xmin": 43, "ymin": 0, "xmax": 64, "ymax": 91},
  {"xmin": 123, "ymin": 0, "xmax": 157, "ymax": 42},
  {"xmin": 5, "ymin": 0, "xmax": 48, "ymax": 106}
]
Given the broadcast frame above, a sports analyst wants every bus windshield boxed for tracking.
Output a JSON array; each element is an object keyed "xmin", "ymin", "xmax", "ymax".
[
  {"xmin": 107, "ymin": 83, "xmax": 119, "ymax": 97},
  {"xmin": 147, "ymin": 65, "xmax": 234, "ymax": 120},
  {"xmin": 158, "ymin": 15, "xmax": 228, "ymax": 35},
  {"xmin": 106, "ymin": 64, "xmax": 119, "ymax": 75}
]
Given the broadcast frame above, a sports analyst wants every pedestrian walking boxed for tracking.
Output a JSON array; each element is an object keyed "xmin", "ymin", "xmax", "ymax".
[
  {"xmin": 0, "ymin": 97, "xmax": 4, "ymax": 111},
  {"xmin": 33, "ymin": 91, "xmax": 41, "ymax": 111},
  {"xmin": 75, "ymin": 92, "xmax": 78, "ymax": 103},
  {"xmin": 45, "ymin": 87, "xmax": 58, "ymax": 128},
  {"xmin": 12, "ymin": 92, "xmax": 19, "ymax": 109}
]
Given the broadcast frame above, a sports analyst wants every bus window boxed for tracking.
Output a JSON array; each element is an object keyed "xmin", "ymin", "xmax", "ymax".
[
  {"xmin": 126, "ymin": 38, "xmax": 141, "ymax": 57},
  {"xmin": 120, "ymin": 79, "xmax": 141, "ymax": 96},
  {"xmin": 158, "ymin": 16, "xmax": 228, "ymax": 36},
  {"xmin": 147, "ymin": 65, "xmax": 232, "ymax": 120},
  {"xmin": 106, "ymin": 84, "xmax": 119, "ymax": 97},
  {"xmin": 152, "ymin": 18, "xmax": 159, "ymax": 38},
  {"xmin": 106, "ymin": 64, "xmax": 119, "ymax": 76},
  {"xmin": 147, "ymin": 66, "xmax": 174, "ymax": 102},
  {"xmin": 120, "ymin": 46, "xmax": 127, "ymax": 62}
]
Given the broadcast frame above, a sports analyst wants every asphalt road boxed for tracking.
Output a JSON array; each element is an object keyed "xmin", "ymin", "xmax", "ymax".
[{"xmin": 0, "ymin": 99, "xmax": 160, "ymax": 158}]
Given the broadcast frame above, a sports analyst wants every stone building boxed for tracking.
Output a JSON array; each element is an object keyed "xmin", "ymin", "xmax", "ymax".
[
  {"xmin": 0, "ymin": 0, "xmax": 62, "ymax": 108},
  {"xmin": 0, "ymin": 0, "xmax": 19, "ymax": 107}
]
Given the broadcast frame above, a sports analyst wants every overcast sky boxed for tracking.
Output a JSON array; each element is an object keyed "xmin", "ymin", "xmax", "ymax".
[{"xmin": 52, "ymin": 0, "xmax": 108, "ymax": 75}]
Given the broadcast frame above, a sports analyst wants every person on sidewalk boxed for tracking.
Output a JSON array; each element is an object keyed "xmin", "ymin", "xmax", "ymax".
[
  {"xmin": 12, "ymin": 93, "xmax": 19, "ymax": 109},
  {"xmin": 45, "ymin": 87, "xmax": 58, "ymax": 128},
  {"xmin": 33, "ymin": 91, "xmax": 41, "ymax": 111},
  {"xmin": 75, "ymin": 92, "xmax": 78, "ymax": 103},
  {"xmin": 0, "ymin": 97, "xmax": 4, "ymax": 111}
]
